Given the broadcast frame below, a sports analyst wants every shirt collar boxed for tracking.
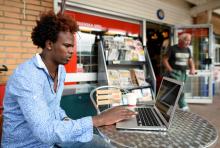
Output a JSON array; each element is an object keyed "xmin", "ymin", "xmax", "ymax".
[
  {"xmin": 35, "ymin": 53, "xmax": 62, "ymax": 84},
  {"xmin": 35, "ymin": 53, "xmax": 50, "ymax": 74}
]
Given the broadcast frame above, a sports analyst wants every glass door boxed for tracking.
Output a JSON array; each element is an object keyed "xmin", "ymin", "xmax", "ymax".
[{"xmin": 174, "ymin": 24, "xmax": 214, "ymax": 103}]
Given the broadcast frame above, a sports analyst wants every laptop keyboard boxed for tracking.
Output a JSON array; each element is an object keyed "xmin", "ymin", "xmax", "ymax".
[{"xmin": 135, "ymin": 108, "xmax": 160, "ymax": 126}]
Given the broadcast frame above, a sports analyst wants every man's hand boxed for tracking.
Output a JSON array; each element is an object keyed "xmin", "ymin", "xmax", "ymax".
[
  {"xmin": 189, "ymin": 69, "xmax": 196, "ymax": 75},
  {"xmin": 92, "ymin": 106, "xmax": 136, "ymax": 127}
]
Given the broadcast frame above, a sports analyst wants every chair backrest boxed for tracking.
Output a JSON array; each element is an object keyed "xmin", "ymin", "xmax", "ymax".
[
  {"xmin": 90, "ymin": 86, "xmax": 129, "ymax": 114},
  {"xmin": 96, "ymin": 88, "xmax": 121, "ymax": 106}
]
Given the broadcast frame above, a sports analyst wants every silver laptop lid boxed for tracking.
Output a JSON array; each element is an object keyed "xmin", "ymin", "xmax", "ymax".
[{"xmin": 154, "ymin": 77, "xmax": 184, "ymax": 129}]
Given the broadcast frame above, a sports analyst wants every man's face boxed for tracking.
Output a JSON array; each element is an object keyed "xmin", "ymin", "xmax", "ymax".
[
  {"xmin": 51, "ymin": 31, "xmax": 74, "ymax": 65},
  {"xmin": 179, "ymin": 35, "xmax": 191, "ymax": 48}
]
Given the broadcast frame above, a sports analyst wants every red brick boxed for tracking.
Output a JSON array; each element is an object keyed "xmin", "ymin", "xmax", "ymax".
[
  {"xmin": 25, "ymin": 10, "xmax": 41, "ymax": 16},
  {"xmin": 43, "ymin": 0, "xmax": 53, "ymax": 2},
  {"xmin": 0, "ymin": 59, "xmax": 4, "ymax": 64},
  {"xmin": 22, "ymin": 42, "xmax": 35, "ymax": 48},
  {"xmin": 22, "ymin": 31, "xmax": 31, "ymax": 36},
  {"xmin": 5, "ymin": 59, "xmax": 17, "ymax": 64},
  {"xmin": 10, "ymin": 0, "xmax": 21, "ymax": 2},
  {"xmin": 26, "ymin": 48, "xmax": 39, "ymax": 53},
  {"xmin": 16, "ymin": 58, "xmax": 26, "ymax": 64},
  {"xmin": 0, "ymin": 17, "xmax": 20, "ymax": 24},
  {"xmin": 0, "ymin": 47, "xmax": 4, "ymax": 52},
  {"xmin": 4, "ymin": 12, "xmax": 23, "ymax": 19},
  {"xmin": 27, "ymin": 4, "xmax": 45, "ymax": 11},
  {"xmin": 5, "ymin": 47, "xmax": 26, "ymax": 53},
  {"xmin": 7, "ymin": 64, "xmax": 18, "ymax": 70},
  {"xmin": 26, "ymin": 1, "xmax": 41, "ymax": 5},
  {"xmin": 5, "ymin": 70, "xmax": 13, "ymax": 76},
  {"xmin": 0, "ymin": 6, "xmax": 20, "ymax": 13},
  {"xmin": 41, "ymin": 1, "xmax": 52, "ymax": 8},
  {"xmin": 5, "ymin": 36, "xmax": 27, "ymax": 41},
  {"xmin": 5, "ymin": 53, "xmax": 21, "ymax": 59},
  {"xmin": 26, "ymin": 26, "xmax": 34, "ymax": 31},
  {"xmin": 45, "ymin": 8, "xmax": 53, "ymax": 12},
  {"xmin": 5, "ymin": 1, "xmax": 23, "ymax": 8},
  {"xmin": 0, "ymin": 23, "xmax": 3, "ymax": 28},
  {"xmin": 21, "ymin": 53, "xmax": 33, "ymax": 59},
  {"xmin": 0, "ymin": 53, "xmax": 5, "ymax": 58},
  {"xmin": 0, "ymin": 76, "xmax": 8, "ymax": 84},
  {"xmin": 26, "ymin": 15, "xmax": 37, "ymax": 21},
  {"xmin": 27, "ymin": 38, "xmax": 33, "ymax": 42},
  {"xmin": 21, "ymin": 20, "xmax": 36, "ymax": 26},
  {"xmin": 4, "ymin": 23, "xmax": 26, "ymax": 30},
  {"xmin": 25, "ymin": 10, "xmax": 40, "ymax": 16},
  {"xmin": 0, "ymin": 29, "xmax": 21, "ymax": 35},
  {"xmin": 0, "ymin": 41, "xmax": 21, "ymax": 47}
]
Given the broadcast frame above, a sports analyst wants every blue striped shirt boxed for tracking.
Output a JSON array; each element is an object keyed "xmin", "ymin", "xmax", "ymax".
[{"xmin": 2, "ymin": 54, "xmax": 93, "ymax": 148}]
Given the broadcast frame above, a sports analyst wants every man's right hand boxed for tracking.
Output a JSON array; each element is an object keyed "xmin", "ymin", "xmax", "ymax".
[{"xmin": 92, "ymin": 106, "xmax": 136, "ymax": 127}]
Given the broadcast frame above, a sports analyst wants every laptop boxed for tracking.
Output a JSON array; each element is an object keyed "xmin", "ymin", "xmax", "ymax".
[{"xmin": 116, "ymin": 77, "xmax": 184, "ymax": 131}]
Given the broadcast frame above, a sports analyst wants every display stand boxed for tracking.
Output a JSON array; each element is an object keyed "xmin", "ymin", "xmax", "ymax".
[{"xmin": 97, "ymin": 36, "xmax": 156, "ymax": 102}]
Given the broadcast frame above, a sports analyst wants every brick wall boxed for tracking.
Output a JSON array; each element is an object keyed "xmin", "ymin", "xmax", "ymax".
[{"xmin": 0, "ymin": 0, "xmax": 53, "ymax": 84}]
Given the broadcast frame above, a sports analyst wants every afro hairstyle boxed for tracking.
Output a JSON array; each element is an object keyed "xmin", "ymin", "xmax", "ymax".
[{"xmin": 31, "ymin": 11, "xmax": 78, "ymax": 49}]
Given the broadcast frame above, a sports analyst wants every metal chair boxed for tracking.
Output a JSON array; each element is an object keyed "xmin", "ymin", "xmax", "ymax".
[{"xmin": 89, "ymin": 85, "xmax": 129, "ymax": 114}]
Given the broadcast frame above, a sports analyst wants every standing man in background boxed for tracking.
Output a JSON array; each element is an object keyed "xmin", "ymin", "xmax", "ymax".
[
  {"xmin": 1, "ymin": 11, "xmax": 135, "ymax": 148},
  {"xmin": 163, "ymin": 33, "xmax": 195, "ymax": 111}
]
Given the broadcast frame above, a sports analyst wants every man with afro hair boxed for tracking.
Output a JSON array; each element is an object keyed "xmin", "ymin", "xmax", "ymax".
[{"xmin": 2, "ymin": 11, "xmax": 135, "ymax": 148}]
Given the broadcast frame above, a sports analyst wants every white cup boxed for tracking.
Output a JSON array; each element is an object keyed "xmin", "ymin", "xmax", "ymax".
[{"xmin": 126, "ymin": 93, "xmax": 137, "ymax": 106}]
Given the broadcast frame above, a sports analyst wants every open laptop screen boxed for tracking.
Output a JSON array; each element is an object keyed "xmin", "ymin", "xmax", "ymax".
[{"xmin": 155, "ymin": 78, "xmax": 182, "ymax": 123}]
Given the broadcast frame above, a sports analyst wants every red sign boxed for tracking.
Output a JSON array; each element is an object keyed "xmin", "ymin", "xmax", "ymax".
[{"xmin": 65, "ymin": 10, "xmax": 140, "ymax": 35}]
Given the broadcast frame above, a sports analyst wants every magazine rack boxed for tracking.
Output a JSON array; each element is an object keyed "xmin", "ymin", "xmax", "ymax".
[{"xmin": 97, "ymin": 36, "xmax": 156, "ymax": 101}]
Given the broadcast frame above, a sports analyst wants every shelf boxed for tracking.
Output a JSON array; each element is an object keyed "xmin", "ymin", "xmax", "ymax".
[
  {"xmin": 126, "ymin": 85, "xmax": 151, "ymax": 90},
  {"xmin": 98, "ymin": 38, "xmax": 156, "ymax": 97},
  {"xmin": 106, "ymin": 61, "xmax": 145, "ymax": 65}
]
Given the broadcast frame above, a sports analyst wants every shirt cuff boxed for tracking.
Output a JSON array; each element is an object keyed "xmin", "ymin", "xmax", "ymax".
[{"xmin": 76, "ymin": 116, "xmax": 93, "ymax": 142}]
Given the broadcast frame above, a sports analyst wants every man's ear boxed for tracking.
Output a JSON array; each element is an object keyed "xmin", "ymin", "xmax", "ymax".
[{"xmin": 45, "ymin": 40, "xmax": 53, "ymax": 51}]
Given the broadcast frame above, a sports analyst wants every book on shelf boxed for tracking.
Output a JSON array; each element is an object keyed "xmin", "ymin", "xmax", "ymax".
[
  {"xmin": 108, "ymin": 69, "xmax": 149, "ymax": 88},
  {"xmin": 107, "ymin": 48, "xmax": 119, "ymax": 61},
  {"xmin": 130, "ymin": 69, "xmax": 149, "ymax": 87},
  {"xmin": 130, "ymin": 69, "xmax": 139, "ymax": 87},
  {"xmin": 107, "ymin": 70, "xmax": 120, "ymax": 86},
  {"xmin": 118, "ymin": 70, "xmax": 133, "ymax": 88},
  {"xmin": 103, "ymin": 36, "xmax": 145, "ymax": 62}
]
